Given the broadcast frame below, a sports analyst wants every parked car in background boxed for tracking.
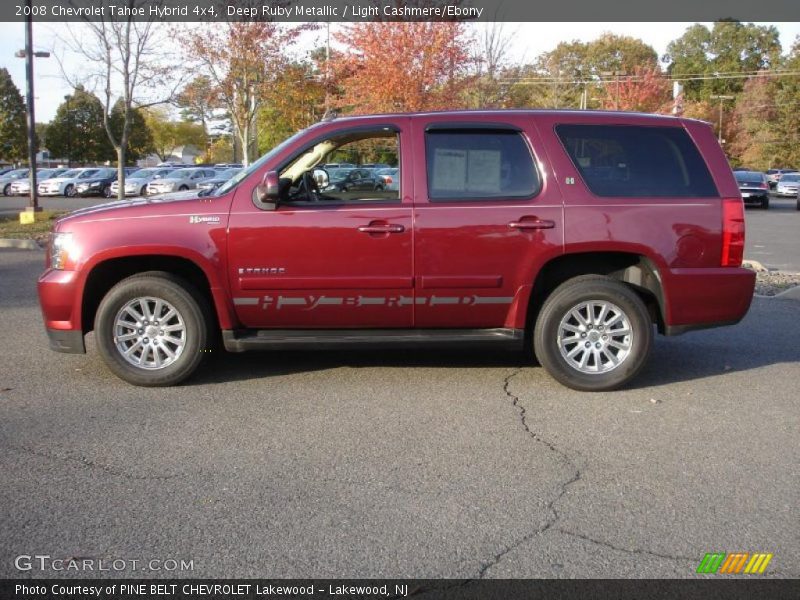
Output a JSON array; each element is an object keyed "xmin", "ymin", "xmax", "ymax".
[
  {"xmin": 74, "ymin": 168, "xmax": 120, "ymax": 198},
  {"xmin": 322, "ymin": 162, "xmax": 355, "ymax": 169},
  {"xmin": 38, "ymin": 168, "xmax": 105, "ymax": 197},
  {"xmin": 374, "ymin": 167, "xmax": 399, "ymax": 191},
  {"xmin": 775, "ymin": 173, "xmax": 800, "ymax": 197},
  {"xmin": 196, "ymin": 168, "xmax": 242, "ymax": 192},
  {"xmin": 0, "ymin": 167, "xmax": 17, "ymax": 177},
  {"xmin": 146, "ymin": 167, "xmax": 218, "ymax": 194},
  {"xmin": 110, "ymin": 167, "xmax": 175, "ymax": 197},
  {"xmin": 766, "ymin": 168, "xmax": 798, "ymax": 189},
  {"xmin": 1, "ymin": 168, "xmax": 30, "ymax": 196},
  {"xmin": 214, "ymin": 163, "xmax": 243, "ymax": 169},
  {"xmin": 733, "ymin": 171, "xmax": 770, "ymax": 209},
  {"xmin": 359, "ymin": 163, "xmax": 391, "ymax": 170},
  {"xmin": 9, "ymin": 168, "xmax": 68, "ymax": 195},
  {"xmin": 323, "ymin": 168, "xmax": 385, "ymax": 192}
]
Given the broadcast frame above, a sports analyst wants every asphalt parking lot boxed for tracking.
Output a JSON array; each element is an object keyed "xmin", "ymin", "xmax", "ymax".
[{"xmin": 0, "ymin": 196, "xmax": 798, "ymax": 580}]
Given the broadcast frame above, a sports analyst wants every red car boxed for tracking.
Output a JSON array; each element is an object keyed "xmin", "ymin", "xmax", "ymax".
[{"xmin": 38, "ymin": 110, "xmax": 754, "ymax": 391}]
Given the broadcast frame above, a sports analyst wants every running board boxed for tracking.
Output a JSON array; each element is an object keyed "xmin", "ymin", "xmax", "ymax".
[{"xmin": 222, "ymin": 328, "xmax": 525, "ymax": 352}]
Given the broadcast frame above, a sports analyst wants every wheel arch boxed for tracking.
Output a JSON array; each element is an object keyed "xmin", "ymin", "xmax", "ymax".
[
  {"xmin": 524, "ymin": 251, "xmax": 666, "ymax": 335},
  {"xmin": 80, "ymin": 253, "xmax": 235, "ymax": 336}
]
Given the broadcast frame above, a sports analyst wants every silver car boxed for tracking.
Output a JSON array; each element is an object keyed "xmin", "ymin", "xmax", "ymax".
[
  {"xmin": 146, "ymin": 168, "xmax": 218, "ymax": 195},
  {"xmin": 110, "ymin": 167, "xmax": 177, "ymax": 197},
  {"xmin": 1, "ymin": 169, "xmax": 30, "ymax": 196},
  {"xmin": 775, "ymin": 173, "xmax": 800, "ymax": 197},
  {"xmin": 9, "ymin": 168, "xmax": 68, "ymax": 195}
]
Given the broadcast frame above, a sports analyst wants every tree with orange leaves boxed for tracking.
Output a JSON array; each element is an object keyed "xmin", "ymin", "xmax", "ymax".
[
  {"xmin": 598, "ymin": 66, "xmax": 671, "ymax": 113},
  {"xmin": 333, "ymin": 22, "xmax": 474, "ymax": 114},
  {"xmin": 184, "ymin": 23, "xmax": 306, "ymax": 165}
]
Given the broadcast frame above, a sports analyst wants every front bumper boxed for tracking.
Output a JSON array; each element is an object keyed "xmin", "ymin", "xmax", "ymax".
[
  {"xmin": 662, "ymin": 267, "xmax": 755, "ymax": 335},
  {"xmin": 38, "ymin": 268, "xmax": 86, "ymax": 354}
]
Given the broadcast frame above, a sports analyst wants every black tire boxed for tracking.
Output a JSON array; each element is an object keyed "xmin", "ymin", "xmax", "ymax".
[
  {"xmin": 102, "ymin": 185, "xmax": 112, "ymax": 198},
  {"xmin": 140, "ymin": 185, "xmax": 148, "ymax": 196},
  {"xmin": 2, "ymin": 183, "xmax": 10, "ymax": 196},
  {"xmin": 533, "ymin": 275, "xmax": 653, "ymax": 392},
  {"xmin": 179, "ymin": 185, "xmax": 189, "ymax": 191},
  {"xmin": 94, "ymin": 272, "xmax": 212, "ymax": 386},
  {"xmin": 761, "ymin": 196, "xmax": 769, "ymax": 210},
  {"xmin": 64, "ymin": 184, "xmax": 75, "ymax": 198}
]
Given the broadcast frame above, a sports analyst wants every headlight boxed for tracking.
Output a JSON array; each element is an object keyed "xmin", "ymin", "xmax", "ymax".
[{"xmin": 49, "ymin": 232, "xmax": 77, "ymax": 270}]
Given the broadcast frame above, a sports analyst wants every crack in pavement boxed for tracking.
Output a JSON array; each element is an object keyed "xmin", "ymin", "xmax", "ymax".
[
  {"xmin": 4, "ymin": 444, "xmax": 185, "ymax": 481},
  {"xmin": 555, "ymin": 527, "xmax": 697, "ymax": 564},
  {"xmin": 475, "ymin": 367, "xmax": 583, "ymax": 579}
]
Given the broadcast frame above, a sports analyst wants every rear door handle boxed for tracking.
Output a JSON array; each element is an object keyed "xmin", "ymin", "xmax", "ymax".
[
  {"xmin": 508, "ymin": 218, "xmax": 556, "ymax": 230},
  {"xmin": 358, "ymin": 224, "xmax": 405, "ymax": 234}
]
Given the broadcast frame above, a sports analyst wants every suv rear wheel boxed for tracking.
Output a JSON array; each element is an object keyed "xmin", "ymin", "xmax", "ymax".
[
  {"xmin": 534, "ymin": 275, "xmax": 652, "ymax": 391},
  {"xmin": 94, "ymin": 272, "xmax": 211, "ymax": 386}
]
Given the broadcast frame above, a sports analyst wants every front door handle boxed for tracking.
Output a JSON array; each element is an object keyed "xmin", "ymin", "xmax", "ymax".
[
  {"xmin": 508, "ymin": 218, "xmax": 556, "ymax": 230},
  {"xmin": 358, "ymin": 223, "xmax": 405, "ymax": 234}
]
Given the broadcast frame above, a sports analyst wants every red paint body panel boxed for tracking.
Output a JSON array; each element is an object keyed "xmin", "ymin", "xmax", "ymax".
[{"xmin": 37, "ymin": 109, "xmax": 755, "ymax": 348}]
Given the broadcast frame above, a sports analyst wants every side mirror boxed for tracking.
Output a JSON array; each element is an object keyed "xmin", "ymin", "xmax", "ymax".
[
  {"xmin": 312, "ymin": 168, "xmax": 330, "ymax": 190},
  {"xmin": 253, "ymin": 170, "xmax": 280, "ymax": 210}
]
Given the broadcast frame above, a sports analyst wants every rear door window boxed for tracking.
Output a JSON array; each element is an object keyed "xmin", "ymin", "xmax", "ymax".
[
  {"xmin": 556, "ymin": 124, "xmax": 718, "ymax": 198},
  {"xmin": 425, "ymin": 129, "xmax": 540, "ymax": 201}
]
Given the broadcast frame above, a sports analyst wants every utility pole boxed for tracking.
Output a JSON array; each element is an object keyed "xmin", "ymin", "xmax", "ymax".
[
  {"xmin": 15, "ymin": 1, "xmax": 50, "ymax": 214},
  {"xmin": 710, "ymin": 95, "xmax": 734, "ymax": 144},
  {"xmin": 601, "ymin": 71, "xmax": 627, "ymax": 111}
]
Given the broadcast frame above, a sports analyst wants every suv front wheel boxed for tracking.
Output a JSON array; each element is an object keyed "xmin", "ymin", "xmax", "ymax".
[
  {"xmin": 94, "ymin": 272, "xmax": 211, "ymax": 386},
  {"xmin": 534, "ymin": 275, "xmax": 652, "ymax": 391}
]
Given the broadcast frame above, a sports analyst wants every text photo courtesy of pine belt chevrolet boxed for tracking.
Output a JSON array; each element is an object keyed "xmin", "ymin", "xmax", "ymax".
[{"xmin": 37, "ymin": 110, "xmax": 755, "ymax": 391}]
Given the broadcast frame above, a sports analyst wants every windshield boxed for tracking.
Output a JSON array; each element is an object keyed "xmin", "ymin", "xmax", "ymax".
[
  {"xmin": 735, "ymin": 172, "xmax": 764, "ymax": 183},
  {"xmin": 781, "ymin": 174, "xmax": 799, "ymax": 182},
  {"xmin": 213, "ymin": 127, "xmax": 310, "ymax": 197},
  {"xmin": 60, "ymin": 169, "xmax": 82, "ymax": 178},
  {"xmin": 78, "ymin": 169, "xmax": 99, "ymax": 179},
  {"xmin": 131, "ymin": 168, "xmax": 159, "ymax": 178},
  {"xmin": 8, "ymin": 169, "xmax": 28, "ymax": 178}
]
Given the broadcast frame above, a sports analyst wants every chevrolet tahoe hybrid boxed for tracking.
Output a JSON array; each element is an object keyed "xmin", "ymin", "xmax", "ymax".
[{"xmin": 38, "ymin": 110, "xmax": 755, "ymax": 391}]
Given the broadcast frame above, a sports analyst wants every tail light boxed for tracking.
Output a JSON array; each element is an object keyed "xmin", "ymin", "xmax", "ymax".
[
  {"xmin": 721, "ymin": 198, "xmax": 745, "ymax": 267},
  {"xmin": 760, "ymin": 182, "xmax": 768, "ymax": 189},
  {"xmin": 383, "ymin": 175, "xmax": 393, "ymax": 184}
]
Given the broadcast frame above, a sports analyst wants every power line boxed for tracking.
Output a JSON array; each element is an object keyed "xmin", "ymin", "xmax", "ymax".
[{"xmin": 499, "ymin": 70, "xmax": 800, "ymax": 86}]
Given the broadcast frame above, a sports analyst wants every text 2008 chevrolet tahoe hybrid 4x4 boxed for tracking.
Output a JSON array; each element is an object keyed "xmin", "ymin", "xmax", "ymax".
[{"xmin": 38, "ymin": 110, "xmax": 755, "ymax": 391}]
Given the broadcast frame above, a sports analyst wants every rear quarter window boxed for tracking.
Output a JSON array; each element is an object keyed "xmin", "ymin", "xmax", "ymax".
[{"xmin": 556, "ymin": 124, "xmax": 718, "ymax": 198}]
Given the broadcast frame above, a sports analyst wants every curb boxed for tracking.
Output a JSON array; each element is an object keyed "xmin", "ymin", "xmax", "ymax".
[
  {"xmin": 742, "ymin": 259, "xmax": 768, "ymax": 273},
  {"xmin": 0, "ymin": 238, "xmax": 40, "ymax": 250}
]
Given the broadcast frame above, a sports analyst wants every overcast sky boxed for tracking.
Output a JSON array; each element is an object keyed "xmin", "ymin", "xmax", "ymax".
[{"xmin": 1, "ymin": 21, "xmax": 798, "ymax": 123}]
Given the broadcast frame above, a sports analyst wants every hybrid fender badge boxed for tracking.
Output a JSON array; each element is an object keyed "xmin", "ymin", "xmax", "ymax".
[{"xmin": 189, "ymin": 215, "xmax": 221, "ymax": 224}]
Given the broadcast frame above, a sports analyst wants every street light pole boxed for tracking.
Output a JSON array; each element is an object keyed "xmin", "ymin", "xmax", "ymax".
[
  {"xmin": 710, "ymin": 95, "xmax": 734, "ymax": 144},
  {"xmin": 23, "ymin": 5, "xmax": 38, "ymax": 212},
  {"xmin": 15, "ymin": 0, "xmax": 50, "ymax": 214}
]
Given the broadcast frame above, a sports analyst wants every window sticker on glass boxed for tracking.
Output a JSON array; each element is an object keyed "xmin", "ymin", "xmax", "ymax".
[
  {"xmin": 433, "ymin": 148, "xmax": 467, "ymax": 191},
  {"xmin": 467, "ymin": 150, "xmax": 501, "ymax": 193}
]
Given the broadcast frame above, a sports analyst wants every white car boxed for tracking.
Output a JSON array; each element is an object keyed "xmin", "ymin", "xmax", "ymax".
[
  {"xmin": 775, "ymin": 173, "xmax": 800, "ymax": 197},
  {"xmin": 110, "ymin": 167, "xmax": 177, "ymax": 197},
  {"xmin": 146, "ymin": 168, "xmax": 218, "ymax": 195},
  {"xmin": 38, "ymin": 168, "xmax": 105, "ymax": 197},
  {"xmin": 9, "ymin": 169, "xmax": 68, "ymax": 195}
]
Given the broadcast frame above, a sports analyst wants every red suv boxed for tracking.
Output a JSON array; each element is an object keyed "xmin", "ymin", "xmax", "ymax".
[{"xmin": 38, "ymin": 110, "xmax": 755, "ymax": 391}]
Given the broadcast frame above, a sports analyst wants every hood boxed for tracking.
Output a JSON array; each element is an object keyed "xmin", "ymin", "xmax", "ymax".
[
  {"xmin": 57, "ymin": 191, "xmax": 205, "ymax": 224},
  {"xmin": 43, "ymin": 176, "xmax": 78, "ymax": 185}
]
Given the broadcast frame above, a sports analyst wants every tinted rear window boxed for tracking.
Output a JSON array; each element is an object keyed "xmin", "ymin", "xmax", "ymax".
[
  {"xmin": 556, "ymin": 124, "xmax": 718, "ymax": 198},
  {"xmin": 735, "ymin": 172, "xmax": 764, "ymax": 183}
]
